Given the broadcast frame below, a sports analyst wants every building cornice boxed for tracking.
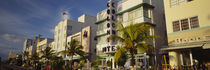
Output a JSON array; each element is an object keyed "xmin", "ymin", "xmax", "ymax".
[
  {"xmin": 95, "ymin": 19, "xmax": 106, "ymax": 24},
  {"xmin": 117, "ymin": 3, "xmax": 155, "ymax": 15},
  {"xmin": 96, "ymin": 33, "xmax": 107, "ymax": 38}
]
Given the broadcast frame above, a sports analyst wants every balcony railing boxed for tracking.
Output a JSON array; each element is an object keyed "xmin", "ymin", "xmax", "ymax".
[
  {"xmin": 122, "ymin": 16, "xmax": 151, "ymax": 27},
  {"xmin": 96, "ymin": 29, "xmax": 107, "ymax": 36}
]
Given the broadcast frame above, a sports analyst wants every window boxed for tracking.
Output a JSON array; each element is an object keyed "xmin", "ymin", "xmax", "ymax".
[
  {"xmin": 135, "ymin": 8, "xmax": 143, "ymax": 18},
  {"xmin": 170, "ymin": 0, "xmax": 192, "ymax": 7},
  {"xmin": 143, "ymin": 8, "xmax": 149, "ymax": 18},
  {"xmin": 170, "ymin": 0, "xmax": 178, "ymax": 7},
  {"xmin": 172, "ymin": 21, "xmax": 180, "ymax": 32},
  {"xmin": 128, "ymin": 11, "xmax": 134, "ymax": 21},
  {"xmin": 173, "ymin": 16, "xmax": 199, "ymax": 32},
  {"xmin": 181, "ymin": 19, "xmax": 189, "ymax": 30},
  {"xmin": 190, "ymin": 16, "xmax": 199, "ymax": 29},
  {"xmin": 179, "ymin": 0, "xmax": 186, "ymax": 4}
]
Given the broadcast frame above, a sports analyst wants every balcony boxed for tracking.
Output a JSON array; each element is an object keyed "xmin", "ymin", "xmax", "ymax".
[
  {"xmin": 122, "ymin": 16, "xmax": 151, "ymax": 27},
  {"xmin": 118, "ymin": 0, "xmax": 152, "ymax": 13},
  {"xmin": 96, "ymin": 29, "xmax": 107, "ymax": 36}
]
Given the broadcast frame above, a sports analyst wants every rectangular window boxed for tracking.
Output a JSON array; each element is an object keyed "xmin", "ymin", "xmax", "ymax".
[
  {"xmin": 128, "ymin": 11, "xmax": 134, "ymax": 21},
  {"xmin": 172, "ymin": 21, "xmax": 180, "ymax": 32},
  {"xmin": 170, "ymin": 0, "xmax": 193, "ymax": 7},
  {"xmin": 190, "ymin": 16, "xmax": 199, "ymax": 29},
  {"xmin": 181, "ymin": 19, "xmax": 189, "ymax": 30},
  {"xmin": 179, "ymin": 0, "xmax": 186, "ymax": 4},
  {"xmin": 143, "ymin": 8, "xmax": 149, "ymax": 18},
  {"xmin": 170, "ymin": 0, "xmax": 178, "ymax": 7}
]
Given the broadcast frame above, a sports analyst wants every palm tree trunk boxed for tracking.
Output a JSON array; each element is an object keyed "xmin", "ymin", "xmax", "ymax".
[
  {"xmin": 70, "ymin": 56, "xmax": 73, "ymax": 70},
  {"xmin": 131, "ymin": 49, "xmax": 135, "ymax": 70}
]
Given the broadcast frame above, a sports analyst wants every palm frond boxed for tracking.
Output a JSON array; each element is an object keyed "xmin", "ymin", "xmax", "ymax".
[
  {"xmin": 107, "ymin": 35, "xmax": 125, "ymax": 43},
  {"xmin": 114, "ymin": 46, "xmax": 127, "ymax": 62},
  {"xmin": 136, "ymin": 43, "xmax": 154, "ymax": 53}
]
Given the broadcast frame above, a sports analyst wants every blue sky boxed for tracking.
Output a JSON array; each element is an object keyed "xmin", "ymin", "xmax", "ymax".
[{"xmin": 0, "ymin": 0, "xmax": 107, "ymax": 59}]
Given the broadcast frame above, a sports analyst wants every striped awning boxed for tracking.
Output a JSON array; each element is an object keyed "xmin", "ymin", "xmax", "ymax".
[
  {"xmin": 161, "ymin": 41, "xmax": 210, "ymax": 51},
  {"xmin": 203, "ymin": 43, "xmax": 210, "ymax": 49},
  {"xmin": 161, "ymin": 44, "xmax": 202, "ymax": 51}
]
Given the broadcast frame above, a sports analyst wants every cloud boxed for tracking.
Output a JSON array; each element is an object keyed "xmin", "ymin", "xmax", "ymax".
[{"xmin": 2, "ymin": 34, "xmax": 25, "ymax": 43}]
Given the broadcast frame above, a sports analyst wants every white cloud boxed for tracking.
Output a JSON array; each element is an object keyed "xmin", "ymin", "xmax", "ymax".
[{"xmin": 2, "ymin": 34, "xmax": 25, "ymax": 43}]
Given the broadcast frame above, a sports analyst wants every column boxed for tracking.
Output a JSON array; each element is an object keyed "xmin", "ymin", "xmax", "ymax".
[
  {"xmin": 180, "ymin": 53, "xmax": 183, "ymax": 65},
  {"xmin": 189, "ymin": 51, "xmax": 193, "ymax": 66},
  {"xmin": 102, "ymin": 59, "xmax": 104, "ymax": 67}
]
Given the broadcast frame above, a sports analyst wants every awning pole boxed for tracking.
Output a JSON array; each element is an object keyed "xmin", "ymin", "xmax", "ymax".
[{"xmin": 190, "ymin": 51, "xmax": 193, "ymax": 66}]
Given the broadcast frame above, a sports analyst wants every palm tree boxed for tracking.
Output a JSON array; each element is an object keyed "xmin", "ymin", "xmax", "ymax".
[
  {"xmin": 59, "ymin": 39, "xmax": 86, "ymax": 70},
  {"xmin": 22, "ymin": 51, "xmax": 29, "ymax": 65},
  {"xmin": 91, "ymin": 56, "xmax": 102, "ymax": 70},
  {"xmin": 50, "ymin": 55, "xmax": 65, "ymax": 70},
  {"xmin": 114, "ymin": 47, "xmax": 128, "ymax": 68},
  {"xmin": 30, "ymin": 52, "xmax": 40, "ymax": 69},
  {"xmin": 41, "ymin": 46, "xmax": 55, "ymax": 65},
  {"xmin": 108, "ymin": 22, "xmax": 156, "ymax": 68}
]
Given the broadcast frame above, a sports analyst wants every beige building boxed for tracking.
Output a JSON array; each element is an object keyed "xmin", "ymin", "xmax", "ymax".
[
  {"xmin": 36, "ymin": 38, "xmax": 54, "ymax": 56},
  {"xmin": 53, "ymin": 14, "xmax": 97, "ymax": 69},
  {"xmin": 49, "ymin": 41, "xmax": 55, "ymax": 51},
  {"xmin": 67, "ymin": 26, "xmax": 93, "ymax": 56},
  {"xmin": 163, "ymin": 0, "xmax": 210, "ymax": 69},
  {"xmin": 66, "ymin": 26, "xmax": 95, "ymax": 69},
  {"xmin": 54, "ymin": 14, "xmax": 96, "ymax": 54},
  {"xmin": 28, "ymin": 45, "xmax": 33, "ymax": 57},
  {"xmin": 23, "ymin": 36, "xmax": 43, "ymax": 58},
  {"xmin": 8, "ymin": 51, "xmax": 17, "ymax": 59},
  {"xmin": 54, "ymin": 14, "xmax": 97, "ymax": 61},
  {"xmin": 23, "ymin": 39, "xmax": 33, "ymax": 52}
]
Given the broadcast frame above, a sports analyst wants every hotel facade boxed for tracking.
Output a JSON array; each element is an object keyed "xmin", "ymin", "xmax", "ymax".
[
  {"xmin": 163, "ymin": 0, "xmax": 210, "ymax": 69},
  {"xmin": 96, "ymin": 0, "xmax": 167, "ymax": 69},
  {"xmin": 36, "ymin": 38, "xmax": 54, "ymax": 57},
  {"xmin": 54, "ymin": 14, "xmax": 97, "ymax": 63}
]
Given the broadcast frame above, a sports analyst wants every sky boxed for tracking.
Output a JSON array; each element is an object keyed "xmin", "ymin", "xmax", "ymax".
[{"xmin": 0, "ymin": 0, "xmax": 108, "ymax": 59}]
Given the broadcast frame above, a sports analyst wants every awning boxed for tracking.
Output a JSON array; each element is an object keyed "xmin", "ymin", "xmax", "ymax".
[
  {"xmin": 73, "ymin": 56, "xmax": 81, "ymax": 60},
  {"xmin": 63, "ymin": 57, "xmax": 69, "ymax": 60},
  {"xmin": 203, "ymin": 43, "xmax": 210, "ymax": 49},
  {"xmin": 63, "ymin": 56, "xmax": 81, "ymax": 60},
  {"xmin": 161, "ymin": 44, "xmax": 203, "ymax": 51}
]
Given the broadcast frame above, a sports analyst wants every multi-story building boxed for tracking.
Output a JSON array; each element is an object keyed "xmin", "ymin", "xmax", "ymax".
[
  {"xmin": 96, "ymin": 0, "xmax": 167, "ymax": 69},
  {"xmin": 54, "ymin": 14, "xmax": 96, "ymax": 57},
  {"xmin": 49, "ymin": 41, "xmax": 55, "ymax": 51},
  {"xmin": 54, "ymin": 19, "xmax": 79, "ymax": 53},
  {"xmin": 54, "ymin": 14, "xmax": 97, "ymax": 69},
  {"xmin": 8, "ymin": 51, "xmax": 17, "ymax": 59},
  {"xmin": 23, "ymin": 37, "xmax": 42, "ymax": 54},
  {"xmin": 36, "ymin": 38, "xmax": 54, "ymax": 57},
  {"xmin": 28, "ymin": 45, "xmax": 33, "ymax": 57},
  {"xmin": 162, "ymin": 0, "xmax": 210, "ymax": 69},
  {"xmin": 23, "ymin": 36, "xmax": 43, "ymax": 58},
  {"xmin": 23, "ymin": 39, "xmax": 33, "ymax": 52},
  {"xmin": 66, "ymin": 26, "xmax": 97, "ymax": 69}
]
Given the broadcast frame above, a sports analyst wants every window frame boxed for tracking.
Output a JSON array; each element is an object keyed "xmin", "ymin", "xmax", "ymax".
[
  {"xmin": 180, "ymin": 18, "xmax": 189, "ymax": 31},
  {"xmin": 190, "ymin": 16, "xmax": 199, "ymax": 29},
  {"xmin": 172, "ymin": 20, "xmax": 181, "ymax": 32}
]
